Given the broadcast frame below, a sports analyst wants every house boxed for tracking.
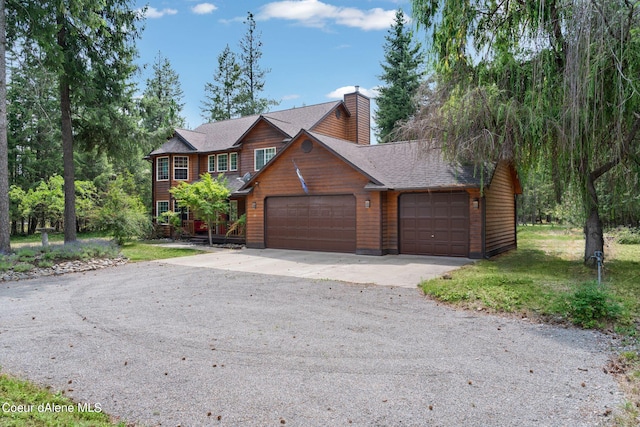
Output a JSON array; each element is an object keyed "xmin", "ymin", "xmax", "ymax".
[{"xmin": 147, "ymin": 90, "xmax": 522, "ymax": 258}]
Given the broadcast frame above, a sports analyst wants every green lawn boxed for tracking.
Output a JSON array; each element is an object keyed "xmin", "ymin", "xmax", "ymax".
[
  {"xmin": 119, "ymin": 241, "xmax": 206, "ymax": 262},
  {"xmin": 0, "ymin": 373, "xmax": 126, "ymax": 426},
  {"xmin": 420, "ymin": 225, "xmax": 640, "ymax": 331}
]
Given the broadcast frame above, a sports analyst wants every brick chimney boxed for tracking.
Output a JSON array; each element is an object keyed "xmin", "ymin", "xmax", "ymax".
[{"xmin": 343, "ymin": 87, "xmax": 370, "ymax": 145}]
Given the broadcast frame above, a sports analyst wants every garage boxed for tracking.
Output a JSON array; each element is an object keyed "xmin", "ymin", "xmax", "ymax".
[
  {"xmin": 265, "ymin": 195, "xmax": 356, "ymax": 253},
  {"xmin": 399, "ymin": 192, "xmax": 469, "ymax": 257}
]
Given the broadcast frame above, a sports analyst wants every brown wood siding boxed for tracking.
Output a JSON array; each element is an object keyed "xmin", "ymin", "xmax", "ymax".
[
  {"xmin": 383, "ymin": 191, "xmax": 400, "ymax": 254},
  {"xmin": 239, "ymin": 121, "xmax": 288, "ymax": 174},
  {"xmin": 344, "ymin": 92, "xmax": 370, "ymax": 145},
  {"xmin": 467, "ymin": 188, "xmax": 484, "ymax": 258},
  {"xmin": 485, "ymin": 161, "xmax": 517, "ymax": 256},
  {"xmin": 245, "ymin": 135, "xmax": 381, "ymax": 253},
  {"xmin": 312, "ymin": 105, "xmax": 350, "ymax": 141}
]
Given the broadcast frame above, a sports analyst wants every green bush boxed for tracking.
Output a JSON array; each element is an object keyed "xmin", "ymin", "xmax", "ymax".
[
  {"xmin": 13, "ymin": 262, "xmax": 34, "ymax": 273},
  {"xmin": 566, "ymin": 282, "xmax": 624, "ymax": 328},
  {"xmin": 615, "ymin": 227, "xmax": 640, "ymax": 245}
]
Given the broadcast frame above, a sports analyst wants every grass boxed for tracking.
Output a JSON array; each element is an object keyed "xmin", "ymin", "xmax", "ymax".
[
  {"xmin": 119, "ymin": 241, "xmax": 206, "ymax": 262},
  {"xmin": 420, "ymin": 225, "xmax": 640, "ymax": 328},
  {"xmin": 0, "ymin": 372, "xmax": 126, "ymax": 426}
]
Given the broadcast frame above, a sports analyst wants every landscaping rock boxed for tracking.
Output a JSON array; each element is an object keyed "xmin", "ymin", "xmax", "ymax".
[{"xmin": 0, "ymin": 257, "xmax": 128, "ymax": 282}]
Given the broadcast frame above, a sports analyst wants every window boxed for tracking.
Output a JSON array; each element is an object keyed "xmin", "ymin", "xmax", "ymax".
[
  {"xmin": 157, "ymin": 157, "xmax": 169, "ymax": 181},
  {"xmin": 217, "ymin": 153, "xmax": 228, "ymax": 172},
  {"xmin": 254, "ymin": 147, "xmax": 276, "ymax": 171},
  {"xmin": 157, "ymin": 201, "xmax": 169, "ymax": 220},
  {"xmin": 174, "ymin": 156, "xmax": 188, "ymax": 180},
  {"xmin": 174, "ymin": 200, "xmax": 189, "ymax": 221},
  {"xmin": 208, "ymin": 155, "xmax": 216, "ymax": 173},
  {"xmin": 230, "ymin": 153, "xmax": 238, "ymax": 171}
]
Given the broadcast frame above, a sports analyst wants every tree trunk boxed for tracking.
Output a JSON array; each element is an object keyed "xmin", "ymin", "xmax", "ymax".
[
  {"xmin": 0, "ymin": 0, "xmax": 11, "ymax": 254},
  {"xmin": 58, "ymin": 17, "xmax": 77, "ymax": 244},
  {"xmin": 583, "ymin": 172, "xmax": 603, "ymax": 267},
  {"xmin": 207, "ymin": 223, "xmax": 213, "ymax": 246}
]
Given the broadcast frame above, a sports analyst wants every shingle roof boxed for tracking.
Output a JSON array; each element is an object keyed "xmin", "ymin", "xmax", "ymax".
[
  {"xmin": 308, "ymin": 132, "xmax": 485, "ymax": 190},
  {"xmin": 149, "ymin": 101, "xmax": 342, "ymax": 156}
]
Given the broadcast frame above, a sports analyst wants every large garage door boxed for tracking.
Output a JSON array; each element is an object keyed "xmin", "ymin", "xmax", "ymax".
[
  {"xmin": 399, "ymin": 192, "xmax": 469, "ymax": 257},
  {"xmin": 266, "ymin": 195, "xmax": 356, "ymax": 253}
]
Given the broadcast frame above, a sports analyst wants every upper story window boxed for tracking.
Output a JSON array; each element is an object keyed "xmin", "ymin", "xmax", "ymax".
[
  {"xmin": 157, "ymin": 157, "xmax": 169, "ymax": 181},
  {"xmin": 174, "ymin": 156, "xmax": 188, "ymax": 180},
  {"xmin": 208, "ymin": 155, "xmax": 215, "ymax": 173},
  {"xmin": 217, "ymin": 154, "xmax": 228, "ymax": 172},
  {"xmin": 255, "ymin": 147, "xmax": 276, "ymax": 171},
  {"xmin": 230, "ymin": 152, "xmax": 238, "ymax": 171}
]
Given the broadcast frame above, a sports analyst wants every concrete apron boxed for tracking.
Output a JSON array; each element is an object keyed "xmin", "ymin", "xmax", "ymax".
[{"xmin": 154, "ymin": 247, "xmax": 473, "ymax": 289}]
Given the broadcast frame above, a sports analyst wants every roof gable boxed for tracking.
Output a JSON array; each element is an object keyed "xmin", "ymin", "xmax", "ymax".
[{"xmin": 149, "ymin": 101, "xmax": 342, "ymax": 157}]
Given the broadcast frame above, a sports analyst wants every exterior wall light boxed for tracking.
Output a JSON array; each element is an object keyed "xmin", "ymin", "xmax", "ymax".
[
  {"xmin": 252, "ymin": 201, "xmax": 257, "ymax": 209},
  {"xmin": 472, "ymin": 198, "xmax": 480, "ymax": 209},
  {"xmin": 365, "ymin": 200, "xmax": 371, "ymax": 208}
]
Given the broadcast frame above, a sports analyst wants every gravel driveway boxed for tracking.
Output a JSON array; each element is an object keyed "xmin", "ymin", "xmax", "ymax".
[{"xmin": 0, "ymin": 260, "xmax": 622, "ymax": 426}]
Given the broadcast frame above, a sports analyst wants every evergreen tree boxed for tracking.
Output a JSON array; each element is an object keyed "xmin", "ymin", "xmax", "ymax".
[
  {"xmin": 237, "ymin": 11, "xmax": 278, "ymax": 116},
  {"xmin": 374, "ymin": 9, "xmax": 423, "ymax": 143},
  {"xmin": 201, "ymin": 44, "xmax": 242, "ymax": 122},
  {"xmin": 10, "ymin": 0, "xmax": 144, "ymax": 243},
  {"xmin": 140, "ymin": 51, "xmax": 185, "ymax": 142},
  {"xmin": 0, "ymin": 0, "xmax": 9, "ymax": 253},
  {"xmin": 7, "ymin": 45, "xmax": 62, "ymax": 189}
]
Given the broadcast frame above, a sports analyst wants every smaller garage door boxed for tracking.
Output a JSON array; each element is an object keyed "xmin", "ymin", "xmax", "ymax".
[
  {"xmin": 400, "ymin": 192, "xmax": 469, "ymax": 257},
  {"xmin": 266, "ymin": 195, "xmax": 356, "ymax": 253}
]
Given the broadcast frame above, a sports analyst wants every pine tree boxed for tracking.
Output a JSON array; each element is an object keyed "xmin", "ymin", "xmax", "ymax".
[
  {"xmin": 140, "ymin": 51, "xmax": 185, "ymax": 137},
  {"xmin": 374, "ymin": 9, "xmax": 423, "ymax": 143},
  {"xmin": 237, "ymin": 11, "xmax": 278, "ymax": 116},
  {"xmin": 10, "ymin": 0, "xmax": 143, "ymax": 243},
  {"xmin": 0, "ymin": 0, "xmax": 9, "ymax": 253},
  {"xmin": 201, "ymin": 44, "xmax": 242, "ymax": 122}
]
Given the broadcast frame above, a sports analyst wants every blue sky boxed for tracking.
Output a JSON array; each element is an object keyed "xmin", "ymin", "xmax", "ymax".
[{"xmin": 133, "ymin": 0, "xmax": 417, "ymax": 136}]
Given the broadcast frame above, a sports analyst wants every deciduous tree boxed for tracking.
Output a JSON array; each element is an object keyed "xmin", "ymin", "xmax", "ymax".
[
  {"xmin": 407, "ymin": 0, "xmax": 640, "ymax": 265},
  {"xmin": 170, "ymin": 173, "xmax": 230, "ymax": 246}
]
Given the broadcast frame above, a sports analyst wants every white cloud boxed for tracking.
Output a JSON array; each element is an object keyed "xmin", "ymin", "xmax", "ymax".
[
  {"xmin": 192, "ymin": 3, "xmax": 218, "ymax": 15},
  {"xmin": 282, "ymin": 94, "xmax": 301, "ymax": 101},
  {"xmin": 142, "ymin": 7, "xmax": 178, "ymax": 19},
  {"xmin": 259, "ymin": 0, "xmax": 395, "ymax": 31},
  {"xmin": 326, "ymin": 85, "xmax": 378, "ymax": 99}
]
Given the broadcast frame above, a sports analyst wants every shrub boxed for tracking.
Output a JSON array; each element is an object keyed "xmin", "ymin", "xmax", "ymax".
[
  {"xmin": 13, "ymin": 262, "xmax": 34, "ymax": 273},
  {"xmin": 615, "ymin": 227, "xmax": 640, "ymax": 245},
  {"xmin": 566, "ymin": 282, "xmax": 624, "ymax": 328}
]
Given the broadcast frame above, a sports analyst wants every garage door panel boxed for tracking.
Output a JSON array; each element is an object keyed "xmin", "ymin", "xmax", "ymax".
[
  {"xmin": 266, "ymin": 195, "xmax": 356, "ymax": 253},
  {"xmin": 400, "ymin": 192, "xmax": 469, "ymax": 257}
]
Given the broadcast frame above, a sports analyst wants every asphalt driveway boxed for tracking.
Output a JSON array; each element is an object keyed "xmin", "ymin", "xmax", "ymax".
[{"xmin": 0, "ymin": 259, "xmax": 622, "ymax": 426}]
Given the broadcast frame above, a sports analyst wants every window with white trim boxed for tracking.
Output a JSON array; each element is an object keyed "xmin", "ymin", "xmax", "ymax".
[
  {"xmin": 157, "ymin": 201, "xmax": 169, "ymax": 220},
  {"xmin": 230, "ymin": 152, "xmax": 238, "ymax": 171},
  {"xmin": 174, "ymin": 200, "xmax": 189, "ymax": 221},
  {"xmin": 156, "ymin": 157, "xmax": 169, "ymax": 181},
  {"xmin": 217, "ymin": 153, "xmax": 228, "ymax": 172},
  {"xmin": 208, "ymin": 155, "xmax": 216, "ymax": 173},
  {"xmin": 254, "ymin": 147, "xmax": 276, "ymax": 171},
  {"xmin": 174, "ymin": 156, "xmax": 188, "ymax": 180}
]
